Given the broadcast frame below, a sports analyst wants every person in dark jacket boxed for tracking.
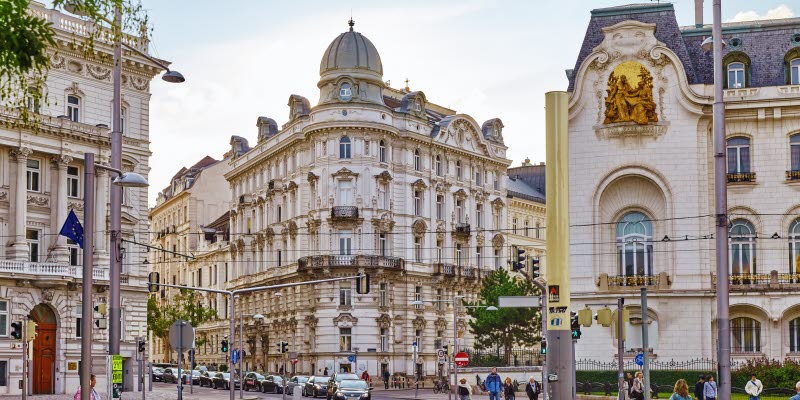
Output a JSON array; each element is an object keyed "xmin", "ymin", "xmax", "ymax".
[
  {"xmin": 694, "ymin": 375, "xmax": 705, "ymax": 400},
  {"xmin": 485, "ymin": 368, "xmax": 503, "ymax": 400},
  {"xmin": 525, "ymin": 376, "xmax": 541, "ymax": 400},
  {"xmin": 627, "ymin": 372, "xmax": 635, "ymax": 398},
  {"xmin": 503, "ymin": 377, "xmax": 516, "ymax": 400},
  {"xmin": 383, "ymin": 369, "xmax": 390, "ymax": 389}
]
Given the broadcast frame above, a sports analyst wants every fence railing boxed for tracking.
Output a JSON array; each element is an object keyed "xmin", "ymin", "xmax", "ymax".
[
  {"xmin": 463, "ymin": 348, "xmax": 543, "ymax": 367},
  {"xmin": 576, "ymin": 358, "xmax": 749, "ymax": 371}
]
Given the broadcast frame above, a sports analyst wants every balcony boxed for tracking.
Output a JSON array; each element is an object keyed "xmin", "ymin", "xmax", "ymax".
[
  {"xmin": 608, "ymin": 274, "xmax": 660, "ymax": 287},
  {"xmin": 722, "ymin": 271, "xmax": 800, "ymax": 291},
  {"xmin": 787, "ymin": 170, "xmax": 800, "ymax": 181},
  {"xmin": 597, "ymin": 272, "xmax": 672, "ymax": 291},
  {"xmin": 331, "ymin": 206, "xmax": 359, "ymax": 219},
  {"xmin": 433, "ymin": 263, "xmax": 457, "ymax": 277},
  {"xmin": 462, "ymin": 266, "xmax": 480, "ymax": 280},
  {"xmin": 454, "ymin": 223, "xmax": 471, "ymax": 238},
  {"xmin": 727, "ymin": 172, "xmax": 756, "ymax": 183},
  {"xmin": 0, "ymin": 260, "xmax": 111, "ymax": 287},
  {"xmin": 297, "ymin": 254, "xmax": 404, "ymax": 272}
]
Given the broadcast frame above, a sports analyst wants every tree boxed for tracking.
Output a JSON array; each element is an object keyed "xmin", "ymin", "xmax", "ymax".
[
  {"xmin": 147, "ymin": 289, "xmax": 218, "ymax": 362},
  {"xmin": 467, "ymin": 268, "xmax": 541, "ymax": 365}
]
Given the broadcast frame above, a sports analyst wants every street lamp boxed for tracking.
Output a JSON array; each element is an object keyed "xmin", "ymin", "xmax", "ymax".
[{"xmin": 239, "ymin": 313, "xmax": 264, "ymax": 398}]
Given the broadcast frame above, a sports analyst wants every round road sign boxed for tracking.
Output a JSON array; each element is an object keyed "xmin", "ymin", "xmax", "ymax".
[
  {"xmin": 454, "ymin": 352, "xmax": 469, "ymax": 367},
  {"xmin": 437, "ymin": 349, "xmax": 446, "ymax": 358},
  {"xmin": 291, "ymin": 359, "xmax": 298, "ymax": 365},
  {"xmin": 634, "ymin": 353, "xmax": 644, "ymax": 366}
]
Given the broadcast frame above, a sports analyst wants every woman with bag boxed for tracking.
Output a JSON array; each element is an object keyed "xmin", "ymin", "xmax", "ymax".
[
  {"xmin": 630, "ymin": 371, "xmax": 645, "ymax": 400},
  {"xmin": 503, "ymin": 377, "xmax": 516, "ymax": 400},
  {"xmin": 458, "ymin": 378, "xmax": 473, "ymax": 400},
  {"xmin": 669, "ymin": 379, "xmax": 692, "ymax": 400}
]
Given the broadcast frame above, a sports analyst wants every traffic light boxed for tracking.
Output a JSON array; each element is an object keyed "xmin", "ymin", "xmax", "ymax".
[
  {"xmin": 531, "ymin": 258, "xmax": 540, "ymax": 278},
  {"xmin": 596, "ymin": 306, "xmax": 612, "ymax": 327},
  {"xmin": 95, "ymin": 318, "xmax": 107, "ymax": 329},
  {"xmin": 540, "ymin": 340, "xmax": 547, "ymax": 355},
  {"xmin": 26, "ymin": 321, "xmax": 37, "ymax": 342},
  {"xmin": 138, "ymin": 340, "xmax": 146, "ymax": 353},
  {"xmin": 570, "ymin": 312, "xmax": 582, "ymax": 340},
  {"xmin": 578, "ymin": 307, "xmax": 593, "ymax": 327},
  {"xmin": 94, "ymin": 303, "xmax": 107, "ymax": 315},
  {"xmin": 148, "ymin": 271, "xmax": 160, "ymax": 293},
  {"xmin": 10, "ymin": 321, "xmax": 23, "ymax": 341},
  {"xmin": 281, "ymin": 341, "xmax": 289, "ymax": 354},
  {"xmin": 221, "ymin": 340, "xmax": 228, "ymax": 353},
  {"xmin": 442, "ymin": 344, "xmax": 450, "ymax": 357},
  {"xmin": 355, "ymin": 273, "xmax": 370, "ymax": 294},
  {"xmin": 513, "ymin": 247, "xmax": 526, "ymax": 271}
]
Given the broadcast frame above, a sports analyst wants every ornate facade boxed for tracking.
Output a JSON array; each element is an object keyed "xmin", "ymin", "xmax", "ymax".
[
  {"xmin": 506, "ymin": 160, "xmax": 547, "ymax": 281},
  {"xmin": 0, "ymin": 3, "xmax": 162, "ymax": 395},
  {"xmin": 568, "ymin": 3, "xmax": 800, "ymax": 363}
]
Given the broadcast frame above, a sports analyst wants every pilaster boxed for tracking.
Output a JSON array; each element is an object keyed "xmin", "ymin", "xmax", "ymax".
[{"xmin": 10, "ymin": 147, "xmax": 32, "ymax": 261}]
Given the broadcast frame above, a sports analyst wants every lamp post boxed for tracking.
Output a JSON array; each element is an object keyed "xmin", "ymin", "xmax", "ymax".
[{"xmin": 80, "ymin": 154, "xmax": 150, "ymax": 400}]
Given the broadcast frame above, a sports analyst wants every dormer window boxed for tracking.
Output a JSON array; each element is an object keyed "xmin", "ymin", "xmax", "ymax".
[
  {"xmin": 339, "ymin": 83, "xmax": 352, "ymax": 101},
  {"xmin": 791, "ymin": 58, "xmax": 800, "ymax": 85},
  {"xmin": 414, "ymin": 101, "xmax": 422, "ymax": 112},
  {"xmin": 727, "ymin": 62, "xmax": 745, "ymax": 89}
]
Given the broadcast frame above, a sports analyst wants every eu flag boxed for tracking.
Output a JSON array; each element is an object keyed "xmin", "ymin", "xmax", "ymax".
[{"xmin": 59, "ymin": 209, "xmax": 84, "ymax": 249}]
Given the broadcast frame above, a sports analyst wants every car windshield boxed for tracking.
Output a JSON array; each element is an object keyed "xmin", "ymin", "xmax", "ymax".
[
  {"xmin": 221, "ymin": 373, "xmax": 230, "ymax": 379},
  {"xmin": 192, "ymin": 371, "xmax": 200, "ymax": 376},
  {"xmin": 336, "ymin": 374, "xmax": 359, "ymax": 382},
  {"xmin": 339, "ymin": 380, "xmax": 368, "ymax": 390},
  {"xmin": 254, "ymin": 373, "xmax": 264, "ymax": 380},
  {"xmin": 297, "ymin": 376, "xmax": 309, "ymax": 383},
  {"xmin": 153, "ymin": 368, "xmax": 163, "ymax": 373},
  {"xmin": 273, "ymin": 376, "xmax": 283, "ymax": 382}
]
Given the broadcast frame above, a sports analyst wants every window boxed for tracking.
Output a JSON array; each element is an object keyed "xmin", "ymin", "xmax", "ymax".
[
  {"xmin": 436, "ymin": 289, "xmax": 443, "ymax": 312},
  {"xmin": 456, "ymin": 244, "xmax": 463, "ymax": 266},
  {"xmin": 67, "ymin": 95, "xmax": 80, "ymax": 122},
  {"xmin": 339, "ymin": 282, "xmax": 352, "ymax": 306},
  {"xmin": 337, "ymin": 180, "xmax": 353, "ymax": 206},
  {"xmin": 456, "ymin": 199, "xmax": 463, "ymax": 223},
  {"xmin": 436, "ymin": 240, "xmax": 443, "ymax": 263},
  {"xmin": 436, "ymin": 195, "xmax": 444, "ymax": 220},
  {"xmin": 339, "ymin": 136, "xmax": 351, "ymax": 159},
  {"xmin": 536, "ymin": 222, "xmax": 541, "ymax": 239},
  {"xmin": 476, "ymin": 246, "xmax": 482, "ymax": 268},
  {"xmin": 435, "ymin": 156, "xmax": 443, "ymax": 176},
  {"xmin": 476, "ymin": 204, "xmax": 483, "ymax": 228},
  {"xmin": 339, "ymin": 230, "xmax": 352, "ymax": 255},
  {"xmin": 27, "ymin": 229, "xmax": 40, "ymax": 262},
  {"xmin": 415, "ymin": 329, "xmax": 422, "ymax": 349},
  {"xmin": 379, "ymin": 283, "xmax": 388, "ymax": 307},
  {"xmin": 379, "ymin": 140, "xmax": 386, "ymax": 163},
  {"xmin": 378, "ymin": 183, "xmax": 388, "ymax": 209},
  {"xmin": 727, "ymin": 62, "xmax": 745, "ymax": 89},
  {"xmin": 67, "ymin": 166, "xmax": 80, "ymax": 197},
  {"xmin": 339, "ymin": 83, "xmax": 352, "ymax": 101},
  {"xmin": 120, "ymin": 108, "xmax": 126, "ymax": 134},
  {"xmin": 495, "ymin": 249, "xmax": 501, "ymax": 268},
  {"xmin": 731, "ymin": 317, "xmax": 761, "ymax": 353},
  {"xmin": 277, "ymin": 249, "xmax": 282, "ymax": 266},
  {"xmin": 616, "ymin": 212, "xmax": 653, "ymax": 277},
  {"xmin": 26, "ymin": 159, "xmax": 40, "ymax": 192},
  {"xmin": 791, "ymin": 134, "xmax": 800, "ymax": 172},
  {"xmin": 791, "ymin": 317, "xmax": 800, "ymax": 352},
  {"xmin": 26, "ymin": 88, "xmax": 40, "ymax": 114},
  {"xmin": 476, "ymin": 170, "xmax": 482, "ymax": 185},
  {"xmin": 455, "ymin": 161, "xmax": 462, "ymax": 180},
  {"xmin": 414, "ymin": 286, "xmax": 422, "ymax": 309},
  {"xmin": 494, "ymin": 172, "xmax": 500, "ymax": 190},
  {"xmin": 414, "ymin": 150, "xmax": 421, "ymax": 171},
  {"xmin": 277, "ymin": 206, "xmax": 282, "ymax": 222},
  {"xmin": 67, "ymin": 239, "xmax": 80, "ymax": 266},
  {"xmin": 414, "ymin": 191, "xmax": 422, "ymax": 216},
  {"xmin": 0, "ymin": 300, "xmax": 7, "ymax": 336},
  {"xmin": 380, "ymin": 328, "xmax": 389, "ymax": 352},
  {"xmin": 727, "ymin": 137, "xmax": 751, "ymax": 173},
  {"xmin": 339, "ymin": 328, "xmax": 352, "ymax": 352},
  {"xmin": 75, "ymin": 302, "xmax": 82, "ymax": 338},
  {"xmin": 729, "ymin": 219, "xmax": 756, "ymax": 278},
  {"xmin": 379, "ymin": 234, "xmax": 387, "ymax": 257},
  {"xmin": 414, "ymin": 237, "xmax": 422, "ymax": 262},
  {"xmin": 792, "ymin": 58, "xmax": 800, "ymax": 85},
  {"xmin": 524, "ymin": 219, "xmax": 530, "ymax": 237},
  {"xmin": 791, "ymin": 219, "xmax": 800, "ymax": 276},
  {"xmin": 512, "ymin": 218, "xmax": 518, "ymax": 234}
]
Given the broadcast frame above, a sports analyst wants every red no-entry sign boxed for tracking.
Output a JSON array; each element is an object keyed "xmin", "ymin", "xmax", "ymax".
[{"xmin": 454, "ymin": 352, "xmax": 469, "ymax": 367}]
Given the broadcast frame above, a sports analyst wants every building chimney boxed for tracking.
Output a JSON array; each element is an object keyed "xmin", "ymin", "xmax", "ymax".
[{"xmin": 695, "ymin": 0, "xmax": 704, "ymax": 27}]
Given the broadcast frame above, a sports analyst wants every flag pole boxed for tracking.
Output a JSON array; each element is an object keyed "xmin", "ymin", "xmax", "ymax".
[{"xmin": 80, "ymin": 153, "xmax": 95, "ymax": 400}]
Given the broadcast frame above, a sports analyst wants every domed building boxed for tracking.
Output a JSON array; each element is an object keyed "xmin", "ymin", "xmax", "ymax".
[{"xmin": 175, "ymin": 21, "xmax": 513, "ymax": 379}]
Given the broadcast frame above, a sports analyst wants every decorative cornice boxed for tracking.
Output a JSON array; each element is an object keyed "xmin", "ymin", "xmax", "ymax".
[
  {"xmin": 10, "ymin": 147, "xmax": 33, "ymax": 161},
  {"xmin": 332, "ymin": 167, "xmax": 359, "ymax": 179}
]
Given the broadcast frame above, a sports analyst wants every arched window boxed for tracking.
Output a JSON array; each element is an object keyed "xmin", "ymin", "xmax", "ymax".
[
  {"xmin": 790, "ymin": 316, "xmax": 800, "ymax": 352},
  {"xmin": 339, "ymin": 83, "xmax": 352, "ymax": 101},
  {"xmin": 435, "ymin": 155, "xmax": 442, "ymax": 176},
  {"xmin": 727, "ymin": 62, "xmax": 745, "ymax": 88},
  {"xmin": 791, "ymin": 134, "xmax": 800, "ymax": 176},
  {"xmin": 791, "ymin": 58, "xmax": 800, "ymax": 85},
  {"xmin": 379, "ymin": 140, "xmax": 386, "ymax": 163},
  {"xmin": 790, "ymin": 219, "xmax": 800, "ymax": 276},
  {"xmin": 726, "ymin": 137, "xmax": 751, "ymax": 174},
  {"xmin": 731, "ymin": 317, "xmax": 761, "ymax": 353},
  {"xmin": 729, "ymin": 219, "xmax": 756, "ymax": 281},
  {"xmin": 616, "ymin": 211, "xmax": 653, "ymax": 278},
  {"xmin": 339, "ymin": 136, "xmax": 351, "ymax": 159},
  {"xmin": 414, "ymin": 149, "xmax": 421, "ymax": 171},
  {"xmin": 455, "ymin": 161, "xmax": 462, "ymax": 180}
]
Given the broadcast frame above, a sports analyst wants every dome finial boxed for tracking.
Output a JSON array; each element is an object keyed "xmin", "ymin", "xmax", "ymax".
[{"xmin": 348, "ymin": 18, "xmax": 355, "ymax": 32}]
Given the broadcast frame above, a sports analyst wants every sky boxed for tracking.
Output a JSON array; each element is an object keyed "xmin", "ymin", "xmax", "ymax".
[{"xmin": 142, "ymin": 0, "xmax": 796, "ymax": 206}]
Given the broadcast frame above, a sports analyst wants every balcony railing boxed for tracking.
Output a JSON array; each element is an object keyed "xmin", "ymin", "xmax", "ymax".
[
  {"xmin": 787, "ymin": 170, "xmax": 800, "ymax": 181},
  {"xmin": 454, "ymin": 223, "xmax": 471, "ymax": 236},
  {"xmin": 730, "ymin": 273, "xmax": 771, "ymax": 285},
  {"xmin": 298, "ymin": 254, "xmax": 404, "ymax": 271},
  {"xmin": 434, "ymin": 263, "xmax": 457, "ymax": 277},
  {"xmin": 331, "ymin": 206, "xmax": 359, "ymax": 219},
  {"xmin": 462, "ymin": 266, "xmax": 479, "ymax": 279},
  {"xmin": 727, "ymin": 172, "xmax": 756, "ymax": 183},
  {"xmin": 608, "ymin": 274, "xmax": 659, "ymax": 287},
  {"xmin": 0, "ymin": 260, "xmax": 110, "ymax": 281}
]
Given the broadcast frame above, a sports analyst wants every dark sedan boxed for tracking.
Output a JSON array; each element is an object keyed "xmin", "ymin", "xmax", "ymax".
[
  {"xmin": 287, "ymin": 375, "xmax": 309, "ymax": 395},
  {"xmin": 260, "ymin": 375, "xmax": 284, "ymax": 394},
  {"xmin": 242, "ymin": 372, "xmax": 265, "ymax": 391},
  {"xmin": 327, "ymin": 373, "xmax": 359, "ymax": 399},
  {"xmin": 332, "ymin": 379, "xmax": 371, "ymax": 400},
  {"xmin": 162, "ymin": 368, "xmax": 189, "ymax": 384},
  {"xmin": 198, "ymin": 371, "xmax": 218, "ymax": 387},
  {"xmin": 150, "ymin": 367, "xmax": 165, "ymax": 382},
  {"xmin": 303, "ymin": 376, "xmax": 328, "ymax": 398},
  {"xmin": 190, "ymin": 370, "xmax": 202, "ymax": 385},
  {"xmin": 211, "ymin": 372, "xmax": 240, "ymax": 390}
]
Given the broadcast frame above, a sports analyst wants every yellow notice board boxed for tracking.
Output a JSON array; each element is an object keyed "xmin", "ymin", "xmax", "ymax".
[{"xmin": 112, "ymin": 355, "xmax": 123, "ymax": 384}]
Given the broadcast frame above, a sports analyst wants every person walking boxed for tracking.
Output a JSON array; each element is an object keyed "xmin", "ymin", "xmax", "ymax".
[
  {"xmin": 361, "ymin": 370, "xmax": 371, "ymax": 383},
  {"xmin": 745, "ymin": 374, "xmax": 763, "ymax": 400},
  {"xmin": 74, "ymin": 374, "xmax": 101, "ymax": 400},
  {"xmin": 458, "ymin": 378, "xmax": 473, "ymax": 400},
  {"xmin": 485, "ymin": 368, "xmax": 503, "ymax": 400},
  {"xmin": 668, "ymin": 379, "xmax": 691, "ymax": 400},
  {"xmin": 694, "ymin": 376, "xmax": 704, "ymax": 400},
  {"xmin": 503, "ymin": 377, "xmax": 516, "ymax": 400},
  {"xmin": 627, "ymin": 372, "xmax": 635, "ymax": 399},
  {"xmin": 383, "ymin": 369, "xmax": 390, "ymax": 389},
  {"xmin": 703, "ymin": 375, "xmax": 717, "ymax": 400},
  {"xmin": 323, "ymin": 367, "xmax": 329, "ymax": 376},
  {"xmin": 630, "ymin": 371, "xmax": 645, "ymax": 400},
  {"xmin": 790, "ymin": 381, "xmax": 800, "ymax": 400},
  {"xmin": 525, "ymin": 376, "xmax": 541, "ymax": 400}
]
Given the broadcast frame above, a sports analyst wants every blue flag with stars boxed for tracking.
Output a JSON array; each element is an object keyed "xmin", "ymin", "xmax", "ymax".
[{"xmin": 59, "ymin": 209, "xmax": 84, "ymax": 249}]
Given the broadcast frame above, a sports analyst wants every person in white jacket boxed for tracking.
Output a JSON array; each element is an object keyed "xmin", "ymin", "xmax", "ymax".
[
  {"xmin": 745, "ymin": 374, "xmax": 763, "ymax": 400},
  {"xmin": 457, "ymin": 378, "xmax": 473, "ymax": 400}
]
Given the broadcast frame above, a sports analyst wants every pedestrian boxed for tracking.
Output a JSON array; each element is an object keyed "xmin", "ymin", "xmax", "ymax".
[
  {"xmin": 485, "ymin": 367, "xmax": 503, "ymax": 400},
  {"xmin": 525, "ymin": 376, "xmax": 541, "ymax": 400},
  {"xmin": 790, "ymin": 380, "xmax": 800, "ymax": 400},
  {"xmin": 630, "ymin": 371, "xmax": 645, "ymax": 400},
  {"xmin": 74, "ymin": 374, "xmax": 100, "ymax": 400},
  {"xmin": 745, "ymin": 374, "xmax": 763, "ymax": 400},
  {"xmin": 622, "ymin": 380, "xmax": 631, "ymax": 400},
  {"xmin": 383, "ymin": 369, "xmax": 390, "ymax": 389},
  {"xmin": 361, "ymin": 370, "xmax": 371, "ymax": 383},
  {"xmin": 324, "ymin": 367, "xmax": 329, "ymax": 376},
  {"xmin": 503, "ymin": 377, "xmax": 516, "ymax": 400},
  {"xmin": 628, "ymin": 372, "xmax": 635, "ymax": 399},
  {"xmin": 458, "ymin": 378, "xmax": 473, "ymax": 400},
  {"xmin": 694, "ymin": 375, "xmax": 705, "ymax": 400},
  {"xmin": 669, "ymin": 379, "xmax": 691, "ymax": 400},
  {"xmin": 704, "ymin": 375, "xmax": 717, "ymax": 400}
]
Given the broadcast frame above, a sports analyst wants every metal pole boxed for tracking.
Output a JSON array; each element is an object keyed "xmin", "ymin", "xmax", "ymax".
[
  {"xmin": 190, "ymin": 349, "xmax": 194, "ymax": 394},
  {"xmin": 641, "ymin": 288, "xmax": 650, "ymax": 400},
  {"xmin": 80, "ymin": 153, "xmax": 96, "ymax": 400},
  {"xmin": 137, "ymin": 337, "xmax": 143, "ymax": 394},
  {"xmin": 239, "ymin": 310, "xmax": 243, "ymax": 399},
  {"xmin": 617, "ymin": 298, "xmax": 625, "ymax": 400},
  {"xmin": 539, "ymin": 287, "xmax": 548, "ymax": 400},
  {"xmin": 413, "ymin": 343, "xmax": 418, "ymax": 399},
  {"xmin": 572, "ymin": 338, "xmax": 577, "ymax": 400},
  {"xmin": 148, "ymin": 361, "xmax": 153, "ymax": 393},
  {"xmin": 22, "ymin": 337, "xmax": 27, "ymax": 400},
  {"xmin": 282, "ymin": 355, "xmax": 287, "ymax": 400},
  {"xmin": 453, "ymin": 297, "xmax": 460, "ymax": 400},
  {"xmin": 229, "ymin": 295, "xmax": 236, "ymax": 400},
  {"xmin": 108, "ymin": 0, "xmax": 123, "ymax": 357},
  {"xmin": 178, "ymin": 323, "xmax": 183, "ymax": 400},
  {"xmin": 712, "ymin": 0, "xmax": 731, "ymax": 397}
]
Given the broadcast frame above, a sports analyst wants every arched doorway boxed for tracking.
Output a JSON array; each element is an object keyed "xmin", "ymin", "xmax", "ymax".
[{"xmin": 30, "ymin": 304, "xmax": 57, "ymax": 394}]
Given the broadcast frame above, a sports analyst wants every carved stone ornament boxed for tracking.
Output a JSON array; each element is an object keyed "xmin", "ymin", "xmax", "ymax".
[
  {"xmin": 333, "ymin": 313, "xmax": 359, "ymax": 327},
  {"xmin": 287, "ymin": 181, "xmax": 298, "ymax": 191},
  {"xmin": 10, "ymin": 147, "xmax": 33, "ymax": 161},
  {"xmin": 457, "ymin": 319, "xmax": 467, "ymax": 332},
  {"xmin": 87, "ymin": 64, "xmax": 111, "ymax": 80},
  {"xmin": 595, "ymin": 122, "xmax": 669, "ymax": 139},
  {"xmin": 603, "ymin": 61, "xmax": 658, "ymax": 125},
  {"xmin": 476, "ymin": 234, "xmax": 485, "ymax": 246},
  {"xmin": 265, "ymin": 227, "xmax": 275, "ymax": 244},
  {"xmin": 412, "ymin": 316, "xmax": 427, "ymax": 330},
  {"xmin": 376, "ymin": 314, "xmax": 392, "ymax": 329},
  {"xmin": 129, "ymin": 76, "xmax": 149, "ymax": 91},
  {"xmin": 453, "ymin": 189, "xmax": 468, "ymax": 200},
  {"xmin": 411, "ymin": 179, "xmax": 428, "ymax": 190},
  {"xmin": 307, "ymin": 218, "xmax": 321, "ymax": 235},
  {"xmin": 434, "ymin": 317, "xmax": 447, "ymax": 331},
  {"xmin": 412, "ymin": 219, "xmax": 427, "ymax": 238},
  {"xmin": 372, "ymin": 213, "xmax": 395, "ymax": 233},
  {"xmin": 491, "ymin": 197, "xmax": 505, "ymax": 210},
  {"xmin": 255, "ymin": 232, "xmax": 266, "ymax": 249},
  {"xmin": 305, "ymin": 315, "xmax": 318, "ymax": 328},
  {"xmin": 41, "ymin": 288, "xmax": 55, "ymax": 303},
  {"xmin": 332, "ymin": 167, "xmax": 359, "ymax": 178},
  {"xmin": 287, "ymin": 221, "xmax": 298, "ymax": 239},
  {"xmin": 436, "ymin": 220, "xmax": 447, "ymax": 241},
  {"xmin": 28, "ymin": 195, "xmax": 49, "ymax": 207},
  {"xmin": 375, "ymin": 171, "xmax": 393, "ymax": 183},
  {"xmin": 51, "ymin": 154, "xmax": 74, "ymax": 168},
  {"xmin": 0, "ymin": 191, "xmax": 8, "ymax": 202},
  {"xmin": 50, "ymin": 53, "xmax": 66, "ymax": 69},
  {"xmin": 492, "ymin": 233, "xmax": 505, "ymax": 250}
]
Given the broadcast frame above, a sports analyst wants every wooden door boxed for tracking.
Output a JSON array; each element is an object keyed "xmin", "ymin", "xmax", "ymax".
[{"xmin": 33, "ymin": 322, "xmax": 56, "ymax": 394}]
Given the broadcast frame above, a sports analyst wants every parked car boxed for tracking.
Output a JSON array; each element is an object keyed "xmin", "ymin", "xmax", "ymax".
[
  {"xmin": 198, "ymin": 371, "xmax": 218, "ymax": 387},
  {"xmin": 150, "ymin": 367, "xmax": 165, "ymax": 382},
  {"xmin": 260, "ymin": 375, "xmax": 285, "ymax": 394},
  {"xmin": 162, "ymin": 368, "xmax": 187, "ymax": 384},
  {"xmin": 190, "ymin": 370, "xmax": 201, "ymax": 385},
  {"xmin": 242, "ymin": 372, "xmax": 265, "ymax": 391},
  {"xmin": 331, "ymin": 379, "xmax": 371, "ymax": 400},
  {"xmin": 212, "ymin": 372, "xmax": 240, "ymax": 390},
  {"xmin": 326, "ymin": 373, "xmax": 359, "ymax": 399},
  {"xmin": 303, "ymin": 376, "xmax": 328, "ymax": 398},
  {"xmin": 287, "ymin": 375, "xmax": 309, "ymax": 395}
]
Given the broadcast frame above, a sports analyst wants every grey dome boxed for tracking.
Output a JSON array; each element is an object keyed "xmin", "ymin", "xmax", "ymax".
[{"xmin": 320, "ymin": 21, "xmax": 383, "ymax": 78}]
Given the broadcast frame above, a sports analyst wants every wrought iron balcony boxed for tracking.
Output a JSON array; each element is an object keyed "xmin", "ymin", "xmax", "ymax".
[
  {"xmin": 607, "ymin": 274, "xmax": 660, "ymax": 287},
  {"xmin": 433, "ymin": 263, "xmax": 457, "ymax": 277},
  {"xmin": 729, "ymin": 273, "xmax": 770, "ymax": 285},
  {"xmin": 297, "ymin": 254, "xmax": 404, "ymax": 272},
  {"xmin": 787, "ymin": 170, "xmax": 800, "ymax": 181},
  {"xmin": 462, "ymin": 266, "xmax": 480, "ymax": 280},
  {"xmin": 331, "ymin": 206, "xmax": 359, "ymax": 219},
  {"xmin": 727, "ymin": 172, "xmax": 756, "ymax": 183},
  {"xmin": 454, "ymin": 223, "xmax": 471, "ymax": 237}
]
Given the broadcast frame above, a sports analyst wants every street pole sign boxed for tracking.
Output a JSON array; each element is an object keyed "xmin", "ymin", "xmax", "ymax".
[
  {"xmin": 112, "ymin": 355, "xmax": 123, "ymax": 399},
  {"xmin": 498, "ymin": 296, "xmax": 542, "ymax": 308},
  {"xmin": 168, "ymin": 320, "xmax": 195, "ymax": 352},
  {"xmin": 635, "ymin": 353, "xmax": 644, "ymax": 367},
  {"xmin": 454, "ymin": 352, "xmax": 469, "ymax": 367},
  {"xmin": 231, "ymin": 349, "xmax": 239, "ymax": 365}
]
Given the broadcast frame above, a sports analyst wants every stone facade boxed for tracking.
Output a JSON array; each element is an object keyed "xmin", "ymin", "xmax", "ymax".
[
  {"xmin": 506, "ymin": 160, "xmax": 547, "ymax": 281},
  {"xmin": 568, "ymin": 4, "xmax": 800, "ymax": 364},
  {"xmin": 0, "ymin": 3, "xmax": 163, "ymax": 396}
]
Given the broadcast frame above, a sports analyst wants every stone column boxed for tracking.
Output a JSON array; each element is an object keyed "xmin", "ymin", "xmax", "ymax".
[
  {"xmin": 51, "ymin": 154, "xmax": 73, "ymax": 264},
  {"xmin": 10, "ymin": 147, "xmax": 32, "ymax": 261},
  {"xmin": 95, "ymin": 164, "xmax": 109, "ymax": 268}
]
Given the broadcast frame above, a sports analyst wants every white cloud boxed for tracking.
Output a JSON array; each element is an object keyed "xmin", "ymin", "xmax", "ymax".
[{"xmin": 730, "ymin": 4, "xmax": 794, "ymax": 22}]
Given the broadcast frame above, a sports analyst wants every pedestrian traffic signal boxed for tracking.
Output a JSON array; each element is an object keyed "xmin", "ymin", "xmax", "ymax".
[
  {"xmin": 531, "ymin": 258, "xmax": 540, "ymax": 278},
  {"xmin": 513, "ymin": 247, "xmax": 526, "ymax": 271},
  {"xmin": 570, "ymin": 312, "xmax": 582, "ymax": 339},
  {"xmin": 95, "ymin": 318, "xmax": 107, "ymax": 329},
  {"xmin": 221, "ymin": 340, "xmax": 228, "ymax": 353},
  {"xmin": 578, "ymin": 307, "xmax": 593, "ymax": 327},
  {"xmin": 10, "ymin": 321, "xmax": 23, "ymax": 341},
  {"xmin": 540, "ymin": 340, "xmax": 547, "ymax": 355},
  {"xmin": 596, "ymin": 306, "xmax": 612, "ymax": 327},
  {"xmin": 356, "ymin": 273, "xmax": 370, "ymax": 294},
  {"xmin": 442, "ymin": 344, "xmax": 451, "ymax": 357},
  {"xmin": 138, "ymin": 340, "xmax": 146, "ymax": 353},
  {"xmin": 281, "ymin": 341, "xmax": 289, "ymax": 354},
  {"xmin": 94, "ymin": 303, "xmax": 107, "ymax": 315},
  {"xmin": 26, "ymin": 321, "xmax": 37, "ymax": 342},
  {"xmin": 148, "ymin": 271, "xmax": 160, "ymax": 293}
]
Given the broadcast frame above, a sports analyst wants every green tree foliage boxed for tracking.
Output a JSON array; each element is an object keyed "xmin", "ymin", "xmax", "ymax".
[
  {"xmin": 147, "ymin": 289, "xmax": 218, "ymax": 360},
  {"xmin": 467, "ymin": 268, "xmax": 541, "ymax": 365}
]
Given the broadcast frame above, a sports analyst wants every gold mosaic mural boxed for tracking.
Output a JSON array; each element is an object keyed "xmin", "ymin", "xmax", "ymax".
[{"xmin": 603, "ymin": 61, "xmax": 658, "ymax": 125}]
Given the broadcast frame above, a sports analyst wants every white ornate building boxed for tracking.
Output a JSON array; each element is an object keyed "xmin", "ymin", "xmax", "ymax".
[
  {"xmin": 198, "ymin": 20, "xmax": 514, "ymax": 378},
  {"xmin": 506, "ymin": 160, "xmax": 547, "ymax": 281},
  {"xmin": 567, "ymin": 3, "xmax": 800, "ymax": 363},
  {"xmin": 0, "ymin": 2, "xmax": 163, "ymax": 395}
]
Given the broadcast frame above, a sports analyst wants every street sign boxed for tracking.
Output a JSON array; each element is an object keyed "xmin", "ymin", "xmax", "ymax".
[
  {"xmin": 111, "ymin": 355, "xmax": 123, "ymax": 399},
  {"xmin": 454, "ymin": 352, "xmax": 469, "ymax": 367},
  {"xmin": 168, "ymin": 320, "xmax": 195, "ymax": 352},
  {"xmin": 635, "ymin": 353, "xmax": 644, "ymax": 366},
  {"xmin": 437, "ymin": 349, "xmax": 446, "ymax": 358},
  {"xmin": 291, "ymin": 359, "xmax": 298, "ymax": 365},
  {"xmin": 347, "ymin": 355, "xmax": 356, "ymax": 362},
  {"xmin": 231, "ymin": 349, "xmax": 239, "ymax": 364},
  {"xmin": 498, "ymin": 296, "xmax": 542, "ymax": 308}
]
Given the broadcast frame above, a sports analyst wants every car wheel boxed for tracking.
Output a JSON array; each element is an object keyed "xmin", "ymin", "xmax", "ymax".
[{"xmin": 261, "ymin": 384, "xmax": 267, "ymax": 393}]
